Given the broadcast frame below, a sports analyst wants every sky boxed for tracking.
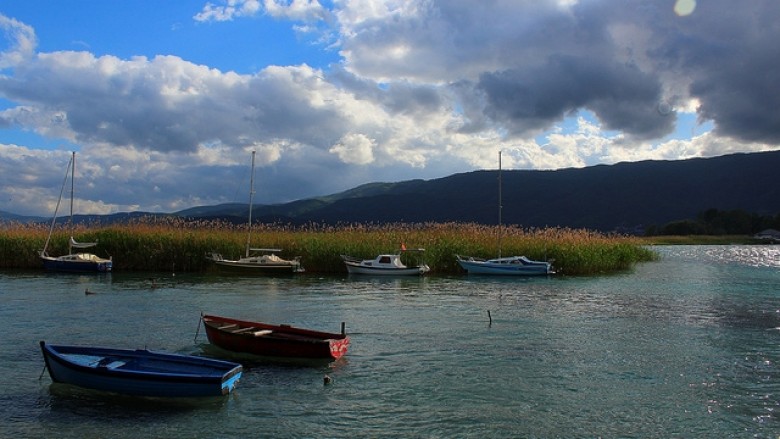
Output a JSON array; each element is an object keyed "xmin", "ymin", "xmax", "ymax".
[{"xmin": 1, "ymin": 0, "xmax": 779, "ymax": 217}]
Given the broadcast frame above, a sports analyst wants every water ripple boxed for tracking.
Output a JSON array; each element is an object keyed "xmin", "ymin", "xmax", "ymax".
[{"xmin": 2, "ymin": 246, "xmax": 779, "ymax": 437}]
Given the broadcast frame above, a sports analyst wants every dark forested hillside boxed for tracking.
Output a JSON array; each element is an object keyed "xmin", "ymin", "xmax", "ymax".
[
  {"xmin": 6, "ymin": 151, "xmax": 780, "ymax": 232},
  {"xmin": 283, "ymin": 150, "xmax": 780, "ymax": 231}
]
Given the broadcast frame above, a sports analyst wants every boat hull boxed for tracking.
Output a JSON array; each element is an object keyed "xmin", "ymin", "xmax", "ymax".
[
  {"xmin": 207, "ymin": 252, "xmax": 304, "ymax": 273},
  {"xmin": 212, "ymin": 260, "xmax": 302, "ymax": 273},
  {"xmin": 341, "ymin": 254, "xmax": 430, "ymax": 276},
  {"xmin": 344, "ymin": 262, "xmax": 429, "ymax": 275},
  {"xmin": 202, "ymin": 315, "xmax": 349, "ymax": 361},
  {"xmin": 456, "ymin": 255, "xmax": 553, "ymax": 276},
  {"xmin": 40, "ymin": 341, "xmax": 242, "ymax": 397},
  {"xmin": 41, "ymin": 255, "xmax": 112, "ymax": 273}
]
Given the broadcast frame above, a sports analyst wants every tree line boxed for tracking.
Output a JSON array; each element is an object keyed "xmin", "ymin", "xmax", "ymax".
[{"xmin": 645, "ymin": 209, "xmax": 780, "ymax": 236}]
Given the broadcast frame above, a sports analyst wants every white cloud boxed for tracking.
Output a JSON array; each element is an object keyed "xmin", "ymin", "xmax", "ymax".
[
  {"xmin": 264, "ymin": 0, "xmax": 328, "ymax": 22},
  {"xmin": 0, "ymin": 14, "xmax": 36, "ymax": 68},
  {"xmin": 329, "ymin": 133, "xmax": 375, "ymax": 165},
  {"xmin": 1, "ymin": 1, "xmax": 780, "ymax": 216},
  {"xmin": 194, "ymin": 0, "xmax": 261, "ymax": 22},
  {"xmin": 194, "ymin": 0, "xmax": 327, "ymax": 23}
]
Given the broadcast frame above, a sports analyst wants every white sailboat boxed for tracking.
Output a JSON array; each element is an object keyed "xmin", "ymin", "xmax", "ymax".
[
  {"xmin": 206, "ymin": 151, "xmax": 304, "ymax": 273},
  {"xmin": 40, "ymin": 152, "xmax": 113, "ymax": 272},
  {"xmin": 456, "ymin": 151, "xmax": 553, "ymax": 275}
]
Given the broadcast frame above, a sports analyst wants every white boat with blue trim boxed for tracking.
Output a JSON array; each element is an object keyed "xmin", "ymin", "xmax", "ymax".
[
  {"xmin": 456, "ymin": 254, "xmax": 553, "ymax": 275},
  {"xmin": 342, "ymin": 248, "xmax": 430, "ymax": 276},
  {"xmin": 456, "ymin": 151, "xmax": 554, "ymax": 276}
]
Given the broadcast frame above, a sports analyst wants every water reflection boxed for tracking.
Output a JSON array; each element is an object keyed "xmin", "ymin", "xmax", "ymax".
[
  {"xmin": 666, "ymin": 244, "xmax": 780, "ymax": 268},
  {"xmin": 43, "ymin": 383, "xmax": 230, "ymax": 414}
]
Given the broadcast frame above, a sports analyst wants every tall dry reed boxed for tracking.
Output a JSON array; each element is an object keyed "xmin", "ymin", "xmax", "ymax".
[{"xmin": 1, "ymin": 218, "xmax": 656, "ymax": 275}]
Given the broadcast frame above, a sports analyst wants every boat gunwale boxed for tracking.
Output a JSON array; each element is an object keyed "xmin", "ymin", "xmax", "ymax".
[{"xmin": 202, "ymin": 315, "xmax": 348, "ymax": 341}]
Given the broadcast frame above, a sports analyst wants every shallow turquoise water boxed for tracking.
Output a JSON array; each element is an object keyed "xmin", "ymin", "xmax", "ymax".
[{"xmin": 1, "ymin": 245, "xmax": 779, "ymax": 438}]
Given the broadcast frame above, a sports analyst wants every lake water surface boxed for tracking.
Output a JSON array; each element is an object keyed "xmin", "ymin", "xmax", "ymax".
[{"xmin": 1, "ymin": 245, "xmax": 779, "ymax": 438}]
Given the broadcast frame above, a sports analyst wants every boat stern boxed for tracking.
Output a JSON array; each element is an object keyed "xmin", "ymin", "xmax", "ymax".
[
  {"xmin": 329, "ymin": 337, "xmax": 351, "ymax": 360},
  {"xmin": 221, "ymin": 364, "xmax": 243, "ymax": 395}
]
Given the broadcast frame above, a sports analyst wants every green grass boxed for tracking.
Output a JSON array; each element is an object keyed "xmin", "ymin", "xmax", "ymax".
[{"xmin": 1, "ymin": 218, "xmax": 658, "ymax": 275}]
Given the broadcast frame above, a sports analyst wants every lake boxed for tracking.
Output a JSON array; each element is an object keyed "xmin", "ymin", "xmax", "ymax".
[{"xmin": 1, "ymin": 245, "xmax": 779, "ymax": 438}]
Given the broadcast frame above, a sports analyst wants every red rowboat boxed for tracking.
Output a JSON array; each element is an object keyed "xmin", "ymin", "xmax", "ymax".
[{"xmin": 201, "ymin": 314, "xmax": 350, "ymax": 361}]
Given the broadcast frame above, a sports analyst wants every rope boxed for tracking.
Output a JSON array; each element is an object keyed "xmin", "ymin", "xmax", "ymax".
[{"xmin": 194, "ymin": 312, "xmax": 203, "ymax": 342}]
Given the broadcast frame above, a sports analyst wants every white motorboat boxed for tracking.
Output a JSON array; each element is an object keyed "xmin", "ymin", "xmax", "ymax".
[{"xmin": 341, "ymin": 249, "xmax": 430, "ymax": 276}]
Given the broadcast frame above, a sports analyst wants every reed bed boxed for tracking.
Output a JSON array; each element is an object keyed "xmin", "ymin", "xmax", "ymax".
[{"xmin": 0, "ymin": 218, "xmax": 657, "ymax": 275}]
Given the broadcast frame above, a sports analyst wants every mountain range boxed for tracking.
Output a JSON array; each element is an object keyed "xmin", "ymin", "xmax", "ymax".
[{"xmin": 4, "ymin": 150, "xmax": 779, "ymax": 232}]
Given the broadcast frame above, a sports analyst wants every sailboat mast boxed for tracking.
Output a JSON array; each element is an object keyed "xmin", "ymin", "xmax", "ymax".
[
  {"xmin": 68, "ymin": 151, "xmax": 76, "ymax": 255},
  {"xmin": 245, "ymin": 151, "xmax": 256, "ymax": 258},
  {"xmin": 497, "ymin": 150, "xmax": 502, "ymax": 258},
  {"xmin": 42, "ymin": 152, "xmax": 73, "ymax": 256}
]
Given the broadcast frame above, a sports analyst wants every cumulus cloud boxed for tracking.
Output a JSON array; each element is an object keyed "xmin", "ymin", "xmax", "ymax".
[
  {"xmin": 194, "ymin": 0, "xmax": 327, "ymax": 23},
  {"xmin": 0, "ymin": 14, "xmax": 36, "ymax": 68},
  {"xmin": 329, "ymin": 133, "xmax": 375, "ymax": 165},
  {"xmin": 676, "ymin": 1, "xmax": 780, "ymax": 143},
  {"xmin": 194, "ymin": 0, "xmax": 261, "ymax": 22},
  {"xmin": 331, "ymin": 0, "xmax": 780, "ymax": 144},
  {"xmin": 264, "ymin": 0, "xmax": 328, "ymax": 22},
  {"xmin": 1, "ymin": 0, "xmax": 780, "ymax": 216}
]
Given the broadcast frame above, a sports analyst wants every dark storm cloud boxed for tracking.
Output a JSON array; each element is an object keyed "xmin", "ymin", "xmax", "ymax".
[
  {"xmin": 477, "ymin": 55, "xmax": 672, "ymax": 139},
  {"xmin": 338, "ymin": 0, "xmax": 780, "ymax": 144},
  {"xmin": 669, "ymin": 0, "xmax": 780, "ymax": 143},
  {"xmin": 327, "ymin": 66, "xmax": 443, "ymax": 116}
]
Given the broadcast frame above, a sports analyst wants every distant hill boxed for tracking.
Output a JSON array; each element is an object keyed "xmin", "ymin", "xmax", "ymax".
[
  {"xmin": 4, "ymin": 151, "xmax": 779, "ymax": 231},
  {"xmin": 0, "ymin": 210, "xmax": 45, "ymax": 223},
  {"xmin": 196, "ymin": 150, "xmax": 780, "ymax": 231}
]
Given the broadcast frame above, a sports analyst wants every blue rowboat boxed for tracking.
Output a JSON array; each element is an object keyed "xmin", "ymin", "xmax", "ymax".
[{"xmin": 40, "ymin": 341, "xmax": 242, "ymax": 397}]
